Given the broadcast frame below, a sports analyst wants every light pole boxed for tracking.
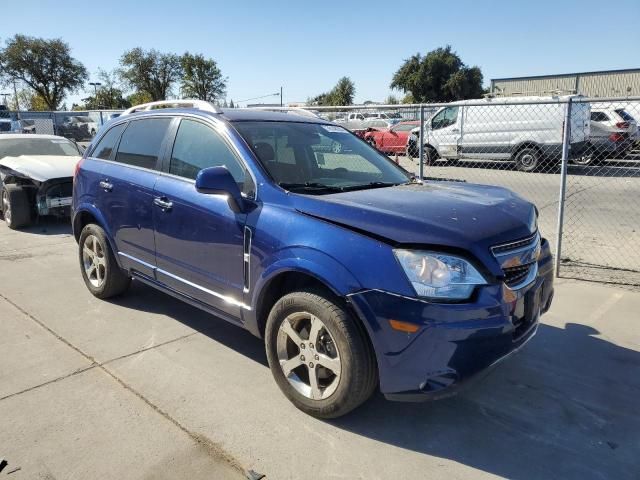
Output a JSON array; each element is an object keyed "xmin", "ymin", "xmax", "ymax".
[{"xmin": 89, "ymin": 82, "xmax": 102, "ymax": 108}]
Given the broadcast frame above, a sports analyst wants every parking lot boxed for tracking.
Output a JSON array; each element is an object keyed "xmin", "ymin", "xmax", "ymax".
[{"xmin": 1, "ymin": 216, "xmax": 639, "ymax": 479}]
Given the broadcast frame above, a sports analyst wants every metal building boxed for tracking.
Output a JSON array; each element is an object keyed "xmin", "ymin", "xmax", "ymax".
[{"xmin": 490, "ymin": 68, "xmax": 640, "ymax": 97}]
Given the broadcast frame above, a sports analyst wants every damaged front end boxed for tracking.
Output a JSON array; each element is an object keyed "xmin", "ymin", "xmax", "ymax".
[{"xmin": 35, "ymin": 178, "xmax": 74, "ymax": 217}]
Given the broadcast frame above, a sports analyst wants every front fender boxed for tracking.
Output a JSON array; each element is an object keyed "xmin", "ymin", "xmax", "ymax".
[{"xmin": 243, "ymin": 246, "xmax": 362, "ymax": 336}]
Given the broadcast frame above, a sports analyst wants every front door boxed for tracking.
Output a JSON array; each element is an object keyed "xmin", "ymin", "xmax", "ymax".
[
  {"xmin": 93, "ymin": 117, "xmax": 172, "ymax": 277},
  {"xmin": 428, "ymin": 106, "xmax": 460, "ymax": 159},
  {"xmin": 153, "ymin": 118, "xmax": 254, "ymax": 319}
]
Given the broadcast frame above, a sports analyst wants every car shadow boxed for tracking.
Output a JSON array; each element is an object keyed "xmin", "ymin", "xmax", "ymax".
[
  {"xmin": 109, "ymin": 281, "xmax": 639, "ymax": 479},
  {"xmin": 1, "ymin": 216, "xmax": 73, "ymax": 236}
]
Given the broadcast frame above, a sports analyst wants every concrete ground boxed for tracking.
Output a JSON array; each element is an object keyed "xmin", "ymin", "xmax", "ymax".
[{"xmin": 1, "ymin": 219, "xmax": 639, "ymax": 479}]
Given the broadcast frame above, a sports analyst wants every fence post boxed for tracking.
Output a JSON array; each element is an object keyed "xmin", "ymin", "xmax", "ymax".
[
  {"xmin": 418, "ymin": 105, "xmax": 425, "ymax": 180},
  {"xmin": 554, "ymin": 98, "xmax": 572, "ymax": 277},
  {"xmin": 99, "ymin": 110, "xmax": 104, "ymax": 126}
]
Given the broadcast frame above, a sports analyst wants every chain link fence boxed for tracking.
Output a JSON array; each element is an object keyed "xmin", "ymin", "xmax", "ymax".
[
  {"xmin": 296, "ymin": 97, "xmax": 640, "ymax": 287},
  {"xmin": 2, "ymin": 98, "xmax": 639, "ymax": 287}
]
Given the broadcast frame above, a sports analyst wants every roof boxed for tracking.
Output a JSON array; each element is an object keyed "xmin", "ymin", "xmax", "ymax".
[
  {"xmin": 492, "ymin": 68, "xmax": 640, "ymax": 82},
  {"xmin": 0, "ymin": 134, "xmax": 71, "ymax": 141},
  {"xmin": 220, "ymin": 109, "xmax": 330, "ymax": 124}
]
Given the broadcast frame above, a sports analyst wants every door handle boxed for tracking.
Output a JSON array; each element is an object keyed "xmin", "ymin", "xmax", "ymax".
[
  {"xmin": 451, "ymin": 128, "xmax": 460, "ymax": 133},
  {"xmin": 99, "ymin": 180, "xmax": 113, "ymax": 192},
  {"xmin": 153, "ymin": 197, "xmax": 173, "ymax": 210}
]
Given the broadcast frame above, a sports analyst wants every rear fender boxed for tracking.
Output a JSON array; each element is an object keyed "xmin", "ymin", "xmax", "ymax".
[{"xmin": 72, "ymin": 203, "xmax": 121, "ymax": 267}]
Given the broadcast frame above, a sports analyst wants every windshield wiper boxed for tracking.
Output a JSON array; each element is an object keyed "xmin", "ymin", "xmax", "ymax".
[
  {"xmin": 340, "ymin": 181, "xmax": 409, "ymax": 192},
  {"xmin": 279, "ymin": 182, "xmax": 344, "ymax": 193}
]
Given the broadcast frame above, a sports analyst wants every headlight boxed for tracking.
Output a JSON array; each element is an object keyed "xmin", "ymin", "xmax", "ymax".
[{"xmin": 394, "ymin": 250, "xmax": 487, "ymax": 300}]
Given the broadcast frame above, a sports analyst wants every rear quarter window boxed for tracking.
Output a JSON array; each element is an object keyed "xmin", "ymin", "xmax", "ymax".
[{"xmin": 92, "ymin": 123, "xmax": 126, "ymax": 160}]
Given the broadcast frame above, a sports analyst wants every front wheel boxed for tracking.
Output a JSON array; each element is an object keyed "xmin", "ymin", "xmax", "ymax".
[
  {"xmin": 79, "ymin": 223, "xmax": 131, "ymax": 298},
  {"xmin": 2, "ymin": 184, "xmax": 32, "ymax": 229},
  {"xmin": 365, "ymin": 137, "xmax": 377, "ymax": 150},
  {"xmin": 265, "ymin": 290, "xmax": 377, "ymax": 418}
]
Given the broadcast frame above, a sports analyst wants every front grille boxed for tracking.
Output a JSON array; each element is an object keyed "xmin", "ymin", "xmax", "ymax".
[
  {"xmin": 503, "ymin": 262, "xmax": 535, "ymax": 288},
  {"xmin": 491, "ymin": 232, "xmax": 538, "ymax": 255}
]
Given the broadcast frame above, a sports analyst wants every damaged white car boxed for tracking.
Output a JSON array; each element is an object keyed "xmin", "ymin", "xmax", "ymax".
[{"xmin": 0, "ymin": 134, "xmax": 82, "ymax": 229}]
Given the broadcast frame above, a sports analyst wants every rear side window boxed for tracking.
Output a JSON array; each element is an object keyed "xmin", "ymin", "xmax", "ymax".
[
  {"xmin": 591, "ymin": 112, "xmax": 609, "ymax": 122},
  {"xmin": 92, "ymin": 123, "xmax": 126, "ymax": 160},
  {"xmin": 115, "ymin": 118, "xmax": 171, "ymax": 169},
  {"xmin": 615, "ymin": 109, "xmax": 635, "ymax": 122},
  {"xmin": 170, "ymin": 119, "xmax": 249, "ymax": 190}
]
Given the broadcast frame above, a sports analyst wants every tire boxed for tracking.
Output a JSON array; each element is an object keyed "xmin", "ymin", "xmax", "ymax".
[
  {"xmin": 514, "ymin": 147, "xmax": 541, "ymax": 172},
  {"xmin": 422, "ymin": 146, "xmax": 438, "ymax": 166},
  {"xmin": 78, "ymin": 223, "xmax": 131, "ymax": 299},
  {"xmin": 265, "ymin": 289, "xmax": 377, "ymax": 419},
  {"xmin": 572, "ymin": 145, "xmax": 601, "ymax": 166},
  {"xmin": 331, "ymin": 141, "xmax": 342, "ymax": 154},
  {"xmin": 366, "ymin": 137, "xmax": 377, "ymax": 150},
  {"xmin": 2, "ymin": 184, "xmax": 32, "ymax": 229}
]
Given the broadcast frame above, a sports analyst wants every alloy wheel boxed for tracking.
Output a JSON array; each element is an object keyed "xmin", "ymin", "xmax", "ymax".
[
  {"xmin": 82, "ymin": 234, "xmax": 107, "ymax": 287},
  {"xmin": 2, "ymin": 190, "xmax": 11, "ymax": 225},
  {"xmin": 276, "ymin": 312, "xmax": 341, "ymax": 400}
]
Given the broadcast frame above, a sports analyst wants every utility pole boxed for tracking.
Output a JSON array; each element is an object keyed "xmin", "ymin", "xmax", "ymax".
[{"xmin": 12, "ymin": 79, "xmax": 20, "ymax": 118}]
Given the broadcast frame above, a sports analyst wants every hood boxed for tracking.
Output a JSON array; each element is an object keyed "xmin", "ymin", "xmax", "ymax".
[
  {"xmin": 0, "ymin": 155, "xmax": 80, "ymax": 182},
  {"xmin": 292, "ymin": 182, "xmax": 537, "ymax": 273}
]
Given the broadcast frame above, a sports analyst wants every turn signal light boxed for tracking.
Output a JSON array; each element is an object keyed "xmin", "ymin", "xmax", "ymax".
[{"xmin": 388, "ymin": 319, "xmax": 420, "ymax": 333}]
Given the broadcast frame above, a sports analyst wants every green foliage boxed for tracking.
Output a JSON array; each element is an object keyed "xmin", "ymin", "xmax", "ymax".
[
  {"xmin": 385, "ymin": 95, "xmax": 399, "ymax": 105},
  {"xmin": 391, "ymin": 46, "xmax": 484, "ymax": 102},
  {"xmin": 119, "ymin": 48, "xmax": 182, "ymax": 101},
  {"xmin": 127, "ymin": 91, "xmax": 153, "ymax": 107},
  {"xmin": 180, "ymin": 52, "xmax": 226, "ymax": 102},
  {"xmin": 229, "ymin": 99, "xmax": 235, "ymax": 108},
  {"xmin": 81, "ymin": 69, "xmax": 130, "ymax": 109},
  {"xmin": 311, "ymin": 77, "xmax": 356, "ymax": 106},
  {"xmin": 0, "ymin": 34, "xmax": 88, "ymax": 110}
]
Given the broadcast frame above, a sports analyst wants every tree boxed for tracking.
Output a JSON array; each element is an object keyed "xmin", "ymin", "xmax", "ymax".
[
  {"xmin": 385, "ymin": 95, "xmax": 399, "ymax": 105},
  {"xmin": 310, "ymin": 77, "xmax": 356, "ymax": 106},
  {"xmin": 0, "ymin": 35, "xmax": 88, "ymax": 110},
  {"xmin": 329, "ymin": 77, "xmax": 355, "ymax": 105},
  {"xmin": 127, "ymin": 90, "xmax": 153, "ymax": 107},
  {"xmin": 391, "ymin": 46, "xmax": 484, "ymax": 102},
  {"xmin": 119, "ymin": 48, "xmax": 182, "ymax": 101},
  {"xmin": 81, "ymin": 69, "xmax": 130, "ymax": 109},
  {"xmin": 180, "ymin": 52, "xmax": 226, "ymax": 102},
  {"xmin": 229, "ymin": 99, "xmax": 235, "ymax": 108}
]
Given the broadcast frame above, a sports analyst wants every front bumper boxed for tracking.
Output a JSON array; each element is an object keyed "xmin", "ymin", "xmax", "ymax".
[{"xmin": 348, "ymin": 239, "xmax": 554, "ymax": 401}]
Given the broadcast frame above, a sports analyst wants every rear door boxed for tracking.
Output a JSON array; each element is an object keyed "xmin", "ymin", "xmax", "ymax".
[
  {"xmin": 95, "ymin": 117, "xmax": 172, "ymax": 277},
  {"xmin": 153, "ymin": 117, "xmax": 254, "ymax": 318}
]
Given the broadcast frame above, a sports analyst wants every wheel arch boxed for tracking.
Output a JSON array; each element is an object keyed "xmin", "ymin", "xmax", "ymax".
[
  {"xmin": 72, "ymin": 204, "xmax": 121, "ymax": 267},
  {"xmin": 511, "ymin": 141, "xmax": 544, "ymax": 160}
]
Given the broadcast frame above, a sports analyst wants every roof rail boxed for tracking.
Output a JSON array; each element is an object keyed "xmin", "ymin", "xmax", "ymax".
[
  {"xmin": 121, "ymin": 99, "xmax": 221, "ymax": 116},
  {"xmin": 248, "ymin": 106, "xmax": 321, "ymax": 119}
]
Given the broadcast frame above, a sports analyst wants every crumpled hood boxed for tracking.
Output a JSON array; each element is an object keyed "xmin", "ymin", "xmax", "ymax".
[
  {"xmin": 0, "ymin": 155, "xmax": 80, "ymax": 182},
  {"xmin": 292, "ymin": 182, "xmax": 537, "ymax": 272}
]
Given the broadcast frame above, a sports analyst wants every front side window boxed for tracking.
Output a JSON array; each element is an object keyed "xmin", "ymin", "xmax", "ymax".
[
  {"xmin": 115, "ymin": 118, "xmax": 171, "ymax": 169},
  {"xmin": 615, "ymin": 109, "xmax": 635, "ymax": 122},
  {"xmin": 170, "ymin": 119, "xmax": 250, "ymax": 192},
  {"xmin": 431, "ymin": 107, "xmax": 459, "ymax": 129},
  {"xmin": 233, "ymin": 121, "xmax": 411, "ymax": 194},
  {"xmin": 92, "ymin": 123, "xmax": 126, "ymax": 160}
]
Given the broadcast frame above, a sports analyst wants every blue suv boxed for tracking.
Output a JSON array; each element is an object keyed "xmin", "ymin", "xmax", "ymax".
[{"xmin": 72, "ymin": 100, "xmax": 554, "ymax": 418}]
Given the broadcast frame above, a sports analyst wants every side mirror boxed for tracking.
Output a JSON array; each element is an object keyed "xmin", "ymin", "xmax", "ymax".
[{"xmin": 195, "ymin": 166, "xmax": 245, "ymax": 213}]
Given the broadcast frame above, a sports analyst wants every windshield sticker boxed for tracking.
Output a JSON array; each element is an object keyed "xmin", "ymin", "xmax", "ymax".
[{"xmin": 321, "ymin": 125, "xmax": 348, "ymax": 133}]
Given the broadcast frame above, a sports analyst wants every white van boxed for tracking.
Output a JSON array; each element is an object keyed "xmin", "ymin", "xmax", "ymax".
[{"xmin": 410, "ymin": 95, "xmax": 591, "ymax": 172}]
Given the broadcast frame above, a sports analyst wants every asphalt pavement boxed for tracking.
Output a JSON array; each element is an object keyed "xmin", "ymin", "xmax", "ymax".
[{"xmin": 0, "ymin": 217, "xmax": 639, "ymax": 479}]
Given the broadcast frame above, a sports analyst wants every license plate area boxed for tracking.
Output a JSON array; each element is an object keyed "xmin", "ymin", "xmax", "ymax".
[{"xmin": 513, "ymin": 283, "xmax": 542, "ymax": 340}]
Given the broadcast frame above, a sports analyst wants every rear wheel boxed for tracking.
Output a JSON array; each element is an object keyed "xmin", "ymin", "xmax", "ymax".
[
  {"xmin": 2, "ymin": 184, "xmax": 32, "ymax": 229},
  {"xmin": 366, "ymin": 137, "xmax": 377, "ymax": 150},
  {"xmin": 79, "ymin": 223, "xmax": 131, "ymax": 298},
  {"xmin": 265, "ymin": 290, "xmax": 377, "ymax": 418},
  {"xmin": 514, "ymin": 147, "xmax": 541, "ymax": 172}
]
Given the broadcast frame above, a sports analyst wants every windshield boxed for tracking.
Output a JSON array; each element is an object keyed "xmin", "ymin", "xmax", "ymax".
[
  {"xmin": 233, "ymin": 121, "xmax": 412, "ymax": 194},
  {"xmin": 0, "ymin": 138, "xmax": 80, "ymax": 159}
]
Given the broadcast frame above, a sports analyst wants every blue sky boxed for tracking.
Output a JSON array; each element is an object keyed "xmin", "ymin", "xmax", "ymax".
[{"xmin": 2, "ymin": 0, "xmax": 639, "ymax": 107}]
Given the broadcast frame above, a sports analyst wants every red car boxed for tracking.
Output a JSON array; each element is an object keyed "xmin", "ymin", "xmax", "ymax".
[{"xmin": 363, "ymin": 121, "xmax": 420, "ymax": 154}]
